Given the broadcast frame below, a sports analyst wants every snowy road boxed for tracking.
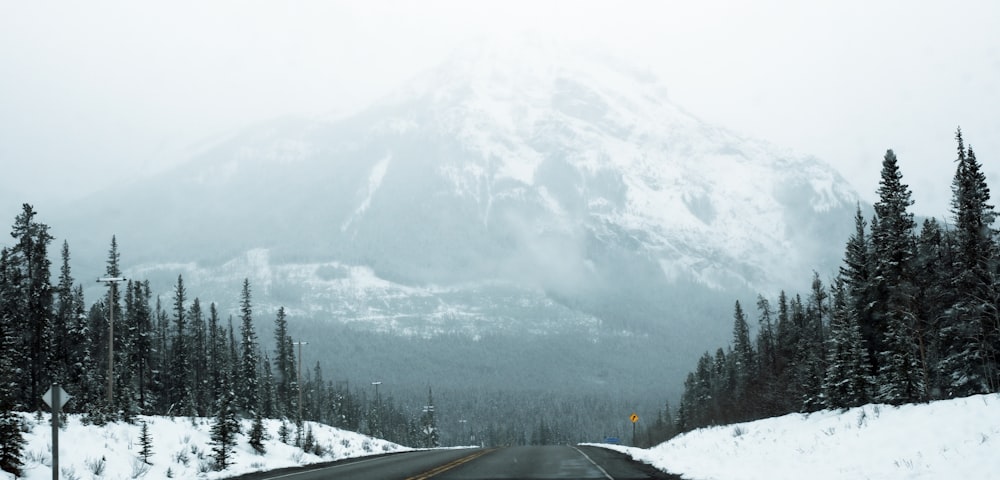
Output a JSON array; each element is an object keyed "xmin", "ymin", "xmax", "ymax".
[{"xmin": 235, "ymin": 445, "xmax": 679, "ymax": 479}]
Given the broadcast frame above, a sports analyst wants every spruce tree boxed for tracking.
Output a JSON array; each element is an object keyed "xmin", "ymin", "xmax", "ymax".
[
  {"xmin": 139, "ymin": 420, "xmax": 154, "ymax": 464},
  {"xmin": 132, "ymin": 281, "xmax": 154, "ymax": 413},
  {"xmin": 249, "ymin": 412, "xmax": 267, "ymax": 454},
  {"xmin": 188, "ymin": 298, "xmax": 209, "ymax": 416},
  {"xmin": 841, "ymin": 205, "xmax": 877, "ymax": 375},
  {"xmin": 9, "ymin": 204, "xmax": 54, "ymax": 411},
  {"xmin": 0, "ymin": 249, "xmax": 25, "ymax": 476},
  {"xmin": 169, "ymin": 275, "xmax": 193, "ymax": 416},
  {"xmin": 870, "ymin": 149, "xmax": 922, "ymax": 403},
  {"xmin": 823, "ymin": 278, "xmax": 871, "ymax": 408},
  {"xmin": 273, "ymin": 307, "xmax": 295, "ymax": 418},
  {"xmin": 913, "ymin": 218, "xmax": 950, "ymax": 397},
  {"xmin": 730, "ymin": 301, "xmax": 754, "ymax": 417},
  {"xmin": 239, "ymin": 279, "xmax": 260, "ymax": 415},
  {"xmin": 210, "ymin": 381, "xmax": 240, "ymax": 470},
  {"xmin": 943, "ymin": 128, "xmax": 1000, "ymax": 395},
  {"xmin": 51, "ymin": 241, "xmax": 74, "ymax": 386}
]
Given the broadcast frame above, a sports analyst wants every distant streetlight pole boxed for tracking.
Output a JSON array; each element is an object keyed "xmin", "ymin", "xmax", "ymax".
[
  {"xmin": 372, "ymin": 381, "xmax": 382, "ymax": 434},
  {"xmin": 97, "ymin": 276, "xmax": 126, "ymax": 404},
  {"xmin": 292, "ymin": 341, "xmax": 308, "ymax": 422},
  {"xmin": 459, "ymin": 419, "xmax": 467, "ymax": 445}
]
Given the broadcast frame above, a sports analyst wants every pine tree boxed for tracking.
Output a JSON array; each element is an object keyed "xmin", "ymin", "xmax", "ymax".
[
  {"xmin": 942, "ymin": 128, "xmax": 1000, "ymax": 395},
  {"xmin": 139, "ymin": 420, "xmax": 154, "ymax": 464},
  {"xmin": 841, "ymin": 205, "xmax": 878, "ymax": 376},
  {"xmin": 754, "ymin": 295, "xmax": 780, "ymax": 416},
  {"xmin": 208, "ymin": 303, "xmax": 225, "ymax": 406},
  {"xmin": 248, "ymin": 413, "xmax": 267, "ymax": 455},
  {"xmin": 273, "ymin": 307, "xmax": 295, "ymax": 418},
  {"xmin": 239, "ymin": 279, "xmax": 260, "ymax": 416},
  {"xmin": 870, "ymin": 149, "xmax": 921, "ymax": 403},
  {"xmin": 260, "ymin": 354, "xmax": 276, "ymax": 419},
  {"xmin": 51, "ymin": 241, "xmax": 74, "ymax": 386},
  {"xmin": 730, "ymin": 301, "xmax": 754, "ymax": 417},
  {"xmin": 913, "ymin": 218, "xmax": 950, "ymax": 397},
  {"xmin": 188, "ymin": 298, "xmax": 209, "ymax": 416},
  {"xmin": 169, "ymin": 275, "xmax": 193, "ymax": 416},
  {"xmin": 132, "ymin": 281, "xmax": 154, "ymax": 413},
  {"xmin": 823, "ymin": 278, "xmax": 871, "ymax": 408},
  {"xmin": 9, "ymin": 204, "xmax": 54, "ymax": 411},
  {"xmin": 0, "ymin": 249, "xmax": 25, "ymax": 476},
  {"xmin": 210, "ymin": 382, "xmax": 240, "ymax": 470},
  {"xmin": 773, "ymin": 290, "xmax": 798, "ymax": 411}
]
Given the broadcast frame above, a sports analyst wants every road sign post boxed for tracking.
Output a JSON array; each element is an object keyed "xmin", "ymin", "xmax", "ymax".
[
  {"xmin": 42, "ymin": 384, "xmax": 71, "ymax": 480},
  {"xmin": 630, "ymin": 413, "xmax": 639, "ymax": 446}
]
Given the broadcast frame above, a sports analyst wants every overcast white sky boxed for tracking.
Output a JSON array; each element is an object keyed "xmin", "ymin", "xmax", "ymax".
[{"xmin": 2, "ymin": 0, "xmax": 999, "ymax": 219}]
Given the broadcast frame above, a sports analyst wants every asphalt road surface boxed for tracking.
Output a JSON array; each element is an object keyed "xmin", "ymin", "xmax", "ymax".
[{"xmin": 236, "ymin": 445, "xmax": 680, "ymax": 480}]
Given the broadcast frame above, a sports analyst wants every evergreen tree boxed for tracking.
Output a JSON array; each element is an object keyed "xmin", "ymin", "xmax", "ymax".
[
  {"xmin": 840, "ymin": 205, "xmax": 878, "ymax": 375},
  {"xmin": 273, "ymin": 307, "xmax": 295, "ymax": 418},
  {"xmin": 730, "ymin": 301, "xmax": 754, "ymax": 417},
  {"xmin": 870, "ymin": 149, "xmax": 921, "ymax": 403},
  {"xmin": 943, "ymin": 128, "xmax": 1000, "ymax": 395},
  {"xmin": 913, "ymin": 218, "xmax": 950, "ymax": 397},
  {"xmin": 208, "ymin": 303, "xmax": 226, "ymax": 405},
  {"xmin": 169, "ymin": 275, "xmax": 193, "ymax": 416},
  {"xmin": 131, "ymin": 281, "xmax": 154, "ymax": 413},
  {"xmin": 260, "ymin": 354, "xmax": 276, "ymax": 419},
  {"xmin": 51, "ymin": 241, "xmax": 74, "ymax": 386},
  {"xmin": 248, "ymin": 413, "xmax": 267, "ymax": 454},
  {"xmin": 754, "ymin": 295, "xmax": 780, "ymax": 416},
  {"xmin": 210, "ymin": 383, "xmax": 240, "ymax": 470},
  {"xmin": 188, "ymin": 298, "xmax": 209, "ymax": 416},
  {"xmin": 773, "ymin": 290, "xmax": 797, "ymax": 411},
  {"xmin": 9, "ymin": 204, "xmax": 54, "ymax": 411},
  {"xmin": 139, "ymin": 420, "xmax": 154, "ymax": 464},
  {"xmin": 151, "ymin": 297, "xmax": 171, "ymax": 413},
  {"xmin": 238, "ymin": 278, "xmax": 260, "ymax": 415},
  {"xmin": 0, "ymin": 249, "xmax": 25, "ymax": 476},
  {"xmin": 823, "ymin": 278, "xmax": 871, "ymax": 408}
]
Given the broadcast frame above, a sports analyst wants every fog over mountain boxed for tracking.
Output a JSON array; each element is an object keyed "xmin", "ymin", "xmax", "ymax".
[{"xmin": 40, "ymin": 40, "xmax": 860, "ymax": 434}]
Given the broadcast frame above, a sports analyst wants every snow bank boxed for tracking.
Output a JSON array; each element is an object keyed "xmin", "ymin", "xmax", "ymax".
[
  {"xmin": 593, "ymin": 393, "xmax": 1000, "ymax": 480},
  {"xmin": 5, "ymin": 414, "xmax": 409, "ymax": 480}
]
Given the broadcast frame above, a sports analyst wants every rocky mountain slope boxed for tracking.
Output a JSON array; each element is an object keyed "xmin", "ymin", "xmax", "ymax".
[{"xmin": 49, "ymin": 39, "xmax": 861, "ymax": 407}]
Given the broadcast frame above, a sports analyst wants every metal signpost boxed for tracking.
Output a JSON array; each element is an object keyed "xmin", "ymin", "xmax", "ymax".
[
  {"xmin": 42, "ymin": 384, "xmax": 72, "ymax": 480},
  {"xmin": 630, "ymin": 413, "xmax": 639, "ymax": 446}
]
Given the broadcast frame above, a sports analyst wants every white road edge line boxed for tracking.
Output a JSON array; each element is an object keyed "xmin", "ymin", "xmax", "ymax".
[{"xmin": 572, "ymin": 446, "xmax": 614, "ymax": 480}]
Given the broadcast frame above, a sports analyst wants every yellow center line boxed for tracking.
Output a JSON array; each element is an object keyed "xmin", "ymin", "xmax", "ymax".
[{"xmin": 405, "ymin": 448, "xmax": 497, "ymax": 480}]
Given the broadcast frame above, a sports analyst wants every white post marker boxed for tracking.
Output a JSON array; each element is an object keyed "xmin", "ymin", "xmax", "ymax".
[{"xmin": 42, "ymin": 384, "xmax": 72, "ymax": 480}]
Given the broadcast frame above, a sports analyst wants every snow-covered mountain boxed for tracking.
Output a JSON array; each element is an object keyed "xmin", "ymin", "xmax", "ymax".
[
  {"xmin": 51, "ymin": 39, "xmax": 861, "ymax": 403},
  {"xmin": 65, "ymin": 37, "xmax": 856, "ymax": 296}
]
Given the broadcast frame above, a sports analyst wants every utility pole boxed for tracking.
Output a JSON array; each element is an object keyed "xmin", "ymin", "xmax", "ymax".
[
  {"xmin": 371, "ymin": 381, "xmax": 382, "ymax": 435},
  {"xmin": 97, "ymin": 276, "xmax": 126, "ymax": 404},
  {"xmin": 292, "ymin": 341, "xmax": 308, "ymax": 422}
]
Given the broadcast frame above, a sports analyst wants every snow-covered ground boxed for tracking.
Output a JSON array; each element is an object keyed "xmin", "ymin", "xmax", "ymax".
[
  {"xmin": 6, "ymin": 393, "xmax": 998, "ymax": 479},
  {"xmin": 594, "ymin": 393, "xmax": 1000, "ymax": 480},
  {"xmin": 4, "ymin": 414, "xmax": 409, "ymax": 480}
]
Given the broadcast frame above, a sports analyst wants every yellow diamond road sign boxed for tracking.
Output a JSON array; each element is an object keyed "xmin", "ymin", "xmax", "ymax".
[{"xmin": 630, "ymin": 413, "xmax": 639, "ymax": 423}]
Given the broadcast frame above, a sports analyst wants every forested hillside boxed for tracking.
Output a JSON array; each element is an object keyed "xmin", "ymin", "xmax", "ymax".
[
  {"xmin": 665, "ymin": 129, "xmax": 1000, "ymax": 443},
  {"xmin": 0, "ymin": 220, "xmax": 445, "ymax": 476}
]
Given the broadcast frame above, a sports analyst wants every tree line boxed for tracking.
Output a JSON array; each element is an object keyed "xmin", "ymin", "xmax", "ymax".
[
  {"xmin": 668, "ymin": 128, "xmax": 1000, "ymax": 438},
  {"xmin": 0, "ymin": 213, "xmax": 440, "ymax": 474}
]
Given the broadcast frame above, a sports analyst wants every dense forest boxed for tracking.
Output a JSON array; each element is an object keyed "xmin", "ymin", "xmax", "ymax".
[
  {"xmin": 0, "ymin": 216, "xmax": 446, "ymax": 474},
  {"xmin": 659, "ymin": 129, "xmax": 1000, "ymax": 445}
]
